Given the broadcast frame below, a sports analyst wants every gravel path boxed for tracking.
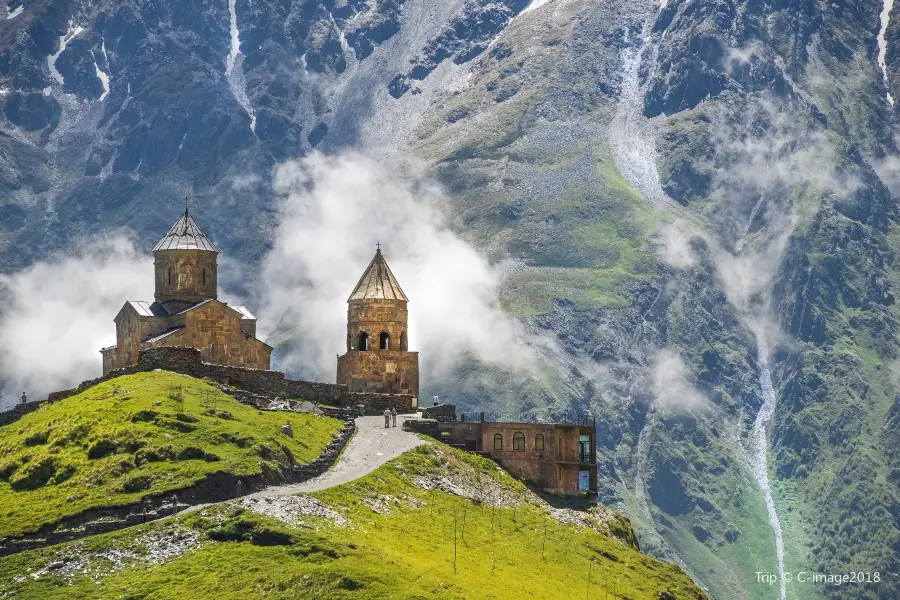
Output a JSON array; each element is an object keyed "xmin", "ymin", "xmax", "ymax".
[
  {"xmin": 251, "ymin": 413, "xmax": 426, "ymax": 497},
  {"xmin": 183, "ymin": 413, "xmax": 426, "ymax": 515}
]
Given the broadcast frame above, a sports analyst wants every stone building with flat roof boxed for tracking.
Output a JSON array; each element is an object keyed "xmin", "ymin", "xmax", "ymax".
[
  {"xmin": 101, "ymin": 203, "xmax": 272, "ymax": 375},
  {"xmin": 336, "ymin": 246, "xmax": 419, "ymax": 396},
  {"xmin": 424, "ymin": 415, "xmax": 598, "ymax": 496}
]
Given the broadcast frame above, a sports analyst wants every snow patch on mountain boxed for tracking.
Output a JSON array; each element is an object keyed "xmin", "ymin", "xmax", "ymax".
[
  {"xmin": 878, "ymin": 0, "xmax": 895, "ymax": 105},
  {"xmin": 523, "ymin": 0, "xmax": 553, "ymax": 13},
  {"xmin": 92, "ymin": 51, "xmax": 110, "ymax": 102},
  {"xmin": 47, "ymin": 23, "xmax": 84, "ymax": 87},
  {"xmin": 608, "ymin": 25, "xmax": 670, "ymax": 208},
  {"xmin": 225, "ymin": 0, "xmax": 256, "ymax": 132},
  {"xmin": 6, "ymin": 4, "xmax": 23, "ymax": 19}
]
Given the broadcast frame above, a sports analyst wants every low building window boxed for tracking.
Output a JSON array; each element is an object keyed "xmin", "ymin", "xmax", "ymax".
[
  {"xmin": 493, "ymin": 433, "xmax": 503, "ymax": 450},
  {"xmin": 535, "ymin": 434, "xmax": 544, "ymax": 451},
  {"xmin": 513, "ymin": 431, "xmax": 525, "ymax": 450}
]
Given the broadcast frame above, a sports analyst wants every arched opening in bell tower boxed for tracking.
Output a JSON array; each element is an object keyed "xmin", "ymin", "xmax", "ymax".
[
  {"xmin": 357, "ymin": 331, "xmax": 369, "ymax": 351},
  {"xmin": 379, "ymin": 331, "xmax": 390, "ymax": 350}
]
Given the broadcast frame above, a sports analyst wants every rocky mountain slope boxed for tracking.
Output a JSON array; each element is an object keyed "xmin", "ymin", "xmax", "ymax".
[{"xmin": 2, "ymin": 0, "xmax": 900, "ymax": 599}]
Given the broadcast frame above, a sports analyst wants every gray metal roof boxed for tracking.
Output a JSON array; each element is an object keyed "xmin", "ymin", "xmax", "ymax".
[
  {"xmin": 128, "ymin": 300, "xmax": 156, "ymax": 317},
  {"xmin": 143, "ymin": 327, "xmax": 185, "ymax": 344},
  {"xmin": 175, "ymin": 298, "xmax": 214, "ymax": 315},
  {"xmin": 153, "ymin": 208, "xmax": 219, "ymax": 252},
  {"xmin": 348, "ymin": 248, "xmax": 408, "ymax": 302},
  {"xmin": 231, "ymin": 305, "xmax": 256, "ymax": 320}
]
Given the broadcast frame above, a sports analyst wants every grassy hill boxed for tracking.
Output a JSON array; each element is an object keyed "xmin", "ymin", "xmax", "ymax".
[
  {"xmin": 0, "ymin": 444, "xmax": 707, "ymax": 599},
  {"xmin": 0, "ymin": 371, "xmax": 343, "ymax": 539}
]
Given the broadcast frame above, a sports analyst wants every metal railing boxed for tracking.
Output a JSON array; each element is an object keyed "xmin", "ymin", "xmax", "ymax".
[{"xmin": 458, "ymin": 412, "xmax": 596, "ymax": 428}]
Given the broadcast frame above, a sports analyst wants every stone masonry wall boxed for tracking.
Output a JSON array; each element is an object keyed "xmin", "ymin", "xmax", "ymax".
[
  {"xmin": 336, "ymin": 350, "xmax": 419, "ymax": 395},
  {"xmin": 44, "ymin": 347, "xmax": 416, "ymax": 413}
]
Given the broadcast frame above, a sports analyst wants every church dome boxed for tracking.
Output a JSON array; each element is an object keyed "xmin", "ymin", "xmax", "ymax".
[
  {"xmin": 153, "ymin": 203, "xmax": 218, "ymax": 252},
  {"xmin": 348, "ymin": 247, "xmax": 407, "ymax": 302}
]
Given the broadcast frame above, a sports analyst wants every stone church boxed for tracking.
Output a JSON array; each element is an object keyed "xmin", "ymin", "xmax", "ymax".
[
  {"xmin": 101, "ymin": 204, "xmax": 272, "ymax": 375},
  {"xmin": 336, "ymin": 246, "xmax": 419, "ymax": 395}
]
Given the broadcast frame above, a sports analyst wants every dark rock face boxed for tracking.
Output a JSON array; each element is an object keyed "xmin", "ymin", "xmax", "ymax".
[{"xmin": 388, "ymin": 0, "xmax": 530, "ymax": 98}]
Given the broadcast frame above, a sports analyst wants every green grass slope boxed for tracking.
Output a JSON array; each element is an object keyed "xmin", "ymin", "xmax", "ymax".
[
  {"xmin": 0, "ymin": 371, "xmax": 342, "ymax": 539},
  {"xmin": 0, "ymin": 444, "xmax": 708, "ymax": 600}
]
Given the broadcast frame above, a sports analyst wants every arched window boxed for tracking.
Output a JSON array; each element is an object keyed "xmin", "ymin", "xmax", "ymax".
[
  {"xmin": 357, "ymin": 331, "xmax": 369, "ymax": 351},
  {"xmin": 379, "ymin": 331, "xmax": 389, "ymax": 350},
  {"xmin": 493, "ymin": 433, "xmax": 503, "ymax": 451},
  {"xmin": 201, "ymin": 268, "xmax": 207, "ymax": 286},
  {"xmin": 513, "ymin": 432, "xmax": 525, "ymax": 451},
  {"xmin": 535, "ymin": 434, "xmax": 544, "ymax": 451},
  {"xmin": 167, "ymin": 267, "xmax": 172, "ymax": 285},
  {"xmin": 399, "ymin": 331, "xmax": 408, "ymax": 351}
]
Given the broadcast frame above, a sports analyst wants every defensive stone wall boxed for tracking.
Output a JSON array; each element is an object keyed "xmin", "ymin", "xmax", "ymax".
[
  {"xmin": 42, "ymin": 346, "xmax": 416, "ymax": 414},
  {"xmin": 0, "ymin": 402, "xmax": 45, "ymax": 427},
  {"xmin": 422, "ymin": 404, "xmax": 457, "ymax": 422}
]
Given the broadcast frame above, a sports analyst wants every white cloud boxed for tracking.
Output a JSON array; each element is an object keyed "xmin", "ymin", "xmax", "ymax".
[
  {"xmin": 0, "ymin": 236, "xmax": 152, "ymax": 408},
  {"xmin": 652, "ymin": 349, "xmax": 707, "ymax": 412},
  {"xmin": 654, "ymin": 220, "xmax": 698, "ymax": 269},
  {"xmin": 259, "ymin": 151, "xmax": 534, "ymax": 383}
]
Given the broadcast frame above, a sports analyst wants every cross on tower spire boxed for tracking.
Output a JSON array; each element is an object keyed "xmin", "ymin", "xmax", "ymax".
[
  {"xmin": 376, "ymin": 241, "xmax": 381, "ymax": 252},
  {"xmin": 184, "ymin": 196, "xmax": 190, "ymax": 215}
]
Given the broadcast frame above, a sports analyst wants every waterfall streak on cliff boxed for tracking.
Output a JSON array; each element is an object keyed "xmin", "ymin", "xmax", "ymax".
[{"xmin": 748, "ymin": 331, "xmax": 786, "ymax": 600}]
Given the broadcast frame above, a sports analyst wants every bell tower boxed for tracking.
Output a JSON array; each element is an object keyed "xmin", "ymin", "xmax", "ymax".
[
  {"xmin": 336, "ymin": 245, "xmax": 419, "ymax": 396},
  {"xmin": 153, "ymin": 198, "xmax": 219, "ymax": 309}
]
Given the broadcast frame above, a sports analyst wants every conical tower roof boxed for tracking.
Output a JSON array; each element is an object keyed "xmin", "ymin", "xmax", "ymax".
[
  {"xmin": 153, "ymin": 201, "xmax": 219, "ymax": 252},
  {"xmin": 348, "ymin": 247, "xmax": 408, "ymax": 302}
]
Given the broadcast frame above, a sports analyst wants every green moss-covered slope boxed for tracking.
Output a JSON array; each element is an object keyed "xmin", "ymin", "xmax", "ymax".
[
  {"xmin": 0, "ymin": 371, "xmax": 342, "ymax": 539},
  {"xmin": 0, "ymin": 444, "xmax": 707, "ymax": 599}
]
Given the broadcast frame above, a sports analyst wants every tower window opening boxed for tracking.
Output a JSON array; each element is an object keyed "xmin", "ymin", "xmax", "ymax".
[
  {"xmin": 400, "ymin": 331, "xmax": 408, "ymax": 351},
  {"xmin": 167, "ymin": 267, "xmax": 172, "ymax": 285},
  {"xmin": 202, "ymin": 268, "xmax": 207, "ymax": 286},
  {"xmin": 379, "ymin": 331, "xmax": 389, "ymax": 350},
  {"xmin": 357, "ymin": 331, "xmax": 369, "ymax": 351}
]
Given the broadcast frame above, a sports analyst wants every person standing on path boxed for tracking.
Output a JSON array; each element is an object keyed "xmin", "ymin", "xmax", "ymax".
[
  {"xmin": 171, "ymin": 494, "xmax": 178, "ymax": 516},
  {"xmin": 391, "ymin": 407, "xmax": 397, "ymax": 427},
  {"xmin": 236, "ymin": 479, "xmax": 244, "ymax": 498},
  {"xmin": 384, "ymin": 408, "xmax": 391, "ymax": 428},
  {"xmin": 20, "ymin": 391, "xmax": 26, "ymax": 405}
]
